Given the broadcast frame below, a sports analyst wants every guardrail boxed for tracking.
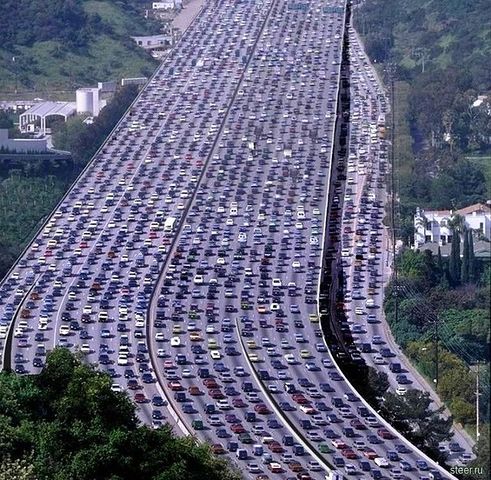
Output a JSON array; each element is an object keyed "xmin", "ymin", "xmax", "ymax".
[
  {"xmin": 316, "ymin": 7, "xmax": 458, "ymax": 480},
  {"xmin": 0, "ymin": 0, "xmax": 208, "ymax": 372},
  {"xmin": 145, "ymin": 0, "xmax": 278, "ymax": 442},
  {"xmin": 234, "ymin": 318, "xmax": 342, "ymax": 478}
]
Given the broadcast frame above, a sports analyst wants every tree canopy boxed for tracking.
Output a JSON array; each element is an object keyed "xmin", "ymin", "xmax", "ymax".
[{"xmin": 0, "ymin": 348, "xmax": 240, "ymax": 480}]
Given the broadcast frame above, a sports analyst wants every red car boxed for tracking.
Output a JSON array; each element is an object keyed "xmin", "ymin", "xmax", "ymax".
[
  {"xmin": 363, "ymin": 449, "xmax": 378, "ymax": 460},
  {"xmin": 292, "ymin": 394, "xmax": 309, "ymax": 405},
  {"xmin": 230, "ymin": 424, "xmax": 246, "ymax": 434},
  {"xmin": 377, "ymin": 428, "xmax": 395, "ymax": 440},
  {"xmin": 232, "ymin": 398, "xmax": 247, "ymax": 408},
  {"xmin": 268, "ymin": 442, "xmax": 284, "ymax": 453},
  {"xmin": 210, "ymin": 389, "xmax": 225, "ymax": 399},
  {"xmin": 254, "ymin": 403, "xmax": 271, "ymax": 414},
  {"xmin": 341, "ymin": 449, "xmax": 358, "ymax": 459},
  {"xmin": 134, "ymin": 393, "xmax": 146, "ymax": 403},
  {"xmin": 203, "ymin": 379, "xmax": 220, "ymax": 388},
  {"xmin": 168, "ymin": 381, "xmax": 183, "ymax": 391}
]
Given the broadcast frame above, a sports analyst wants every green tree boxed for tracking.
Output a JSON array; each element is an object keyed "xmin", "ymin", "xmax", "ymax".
[
  {"xmin": 0, "ymin": 349, "xmax": 240, "ymax": 480},
  {"xmin": 0, "ymin": 454, "xmax": 35, "ymax": 480},
  {"xmin": 449, "ymin": 230, "xmax": 461, "ymax": 286},
  {"xmin": 367, "ymin": 367, "xmax": 390, "ymax": 397},
  {"xmin": 463, "ymin": 424, "xmax": 490, "ymax": 480},
  {"xmin": 381, "ymin": 389, "xmax": 453, "ymax": 459},
  {"xmin": 461, "ymin": 228, "xmax": 470, "ymax": 283}
]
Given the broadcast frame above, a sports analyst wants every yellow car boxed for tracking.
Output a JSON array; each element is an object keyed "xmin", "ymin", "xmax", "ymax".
[
  {"xmin": 172, "ymin": 325, "xmax": 182, "ymax": 334},
  {"xmin": 246, "ymin": 340, "xmax": 258, "ymax": 350},
  {"xmin": 309, "ymin": 314, "xmax": 319, "ymax": 323},
  {"xmin": 300, "ymin": 350, "xmax": 312, "ymax": 359},
  {"xmin": 208, "ymin": 338, "xmax": 219, "ymax": 350}
]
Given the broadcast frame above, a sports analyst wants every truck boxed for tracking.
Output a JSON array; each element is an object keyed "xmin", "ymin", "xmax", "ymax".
[{"xmin": 164, "ymin": 217, "xmax": 177, "ymax": 232}]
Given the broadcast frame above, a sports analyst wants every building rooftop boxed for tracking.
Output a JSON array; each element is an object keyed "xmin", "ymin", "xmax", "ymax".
[
  {"xmin": 416, "ymin": 240, "xmax": 491, "ymax": 258},
  {"xmin": 21, "ymin": 101, "xmax": 76, "ymax": 118},
  {"xmin": 420, "ymin": 202, "xmax": 491, "ymax": 217}
]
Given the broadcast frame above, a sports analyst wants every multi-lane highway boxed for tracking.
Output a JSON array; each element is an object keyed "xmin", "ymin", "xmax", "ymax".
[
  {"xmin": 0, "ymin": 0, "xmax": 461, "ymax": 479},
  {"xmin": 337, "ymin": 29, "xmax": 473, "ymax": 466}
]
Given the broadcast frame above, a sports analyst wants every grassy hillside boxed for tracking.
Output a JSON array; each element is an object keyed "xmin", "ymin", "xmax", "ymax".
[{"xmin": 0, "ymin": 0, "xmax": 159, "ymax": 92}]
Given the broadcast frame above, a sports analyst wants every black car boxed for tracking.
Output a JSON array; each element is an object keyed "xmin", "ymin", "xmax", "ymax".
[
  {"xmin": 33, "ymin": 357, "xmax": 44, "ymax": 368},
  {"xmin": 15, "ymin": 364, "xmax": 26, "ymax": 374}
]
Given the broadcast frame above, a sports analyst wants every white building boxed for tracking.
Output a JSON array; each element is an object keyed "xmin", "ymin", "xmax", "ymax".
[
  {"xmin": 19, "ymin": 102, "xmax": 77, "ymax": 135},
  {"xmin": 152, "ymin": 0, "xmax": 182, "ymax": 10},
  {"xmin": 131, "ymin": 34, "xmax": 172, "ymax": 50},
  {"xmin": 414, "ymin": 203, "xmax": 491, "ymax": 248},
  {"xmin": 0, "ymin": 129, "xmax": 48, "ymax": 153},
  {"xmin": 76, "ymin": 87, "xmax": 101, "ymax": 116}
]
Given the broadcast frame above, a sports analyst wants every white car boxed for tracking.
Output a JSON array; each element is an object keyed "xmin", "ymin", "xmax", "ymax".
[
  {"xmin": 210, "ymin": 351, "xmax": 221, "ymax": 360},
  {"xmin": 396, "ymin": 386, "xmax": 407, "ymax": 396},
  {"xmin": 117, "ymin": 354, "xmax": 128, "ymax": 366},
  {"xmin": 13, "ymin": 328, "xmax": 24, "ymax": 338},
  {"xmin": 284, "ymin": 354, "xmax": 296, "ymax": 364},
  {"xmin": 170, "ymin": 337, "xmax": 181, "ymax": 347},
  {"xmin": 374, "ymin": 457, "xmax": 389, "ymax": 468},
  {"xmin": 59, "ymin": 325, "xmax": 70, "ymax": 336}
]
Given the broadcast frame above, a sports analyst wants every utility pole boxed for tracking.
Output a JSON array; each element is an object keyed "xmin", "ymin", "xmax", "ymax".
[
  {"xmin": 434, "ymin": 318, "xmax": 439, "ymax": 386},
  {"xmin": 385, "ymin": 61, "xmax": 398, "ymax": 325},
  {"xmin": 476, "ymin": 362, "xmax": 480, "ymax": 440}
]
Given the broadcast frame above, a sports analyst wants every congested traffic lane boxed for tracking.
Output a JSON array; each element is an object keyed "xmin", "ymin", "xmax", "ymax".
[
  {"xmin": 2, "ymin": 0, "xmax": 278, "ymax": 427},
  {"xmin": 144, "ymin": 5, "xmax": 456, "ymax": 480},
  {"xmin": 145, "ymin": 1, "xmax": 348, "ymax": 477},
  {"xmin": 0, "ymin": 0, "xmax": 460, "ymax": 479},
  {"xmin": 339, "ymin": 28, "xmax": 474, "ymax": 466}
]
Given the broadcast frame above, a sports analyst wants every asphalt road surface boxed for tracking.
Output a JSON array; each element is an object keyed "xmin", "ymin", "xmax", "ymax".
[{"xmin": 0, "ymin": 1, "xmax": 461, "ymax": 479}]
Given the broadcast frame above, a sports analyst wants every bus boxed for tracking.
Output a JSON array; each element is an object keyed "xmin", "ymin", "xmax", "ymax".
[{"xmin": 164, "ymin": 217, "xmax": 177, "ymax": 232}]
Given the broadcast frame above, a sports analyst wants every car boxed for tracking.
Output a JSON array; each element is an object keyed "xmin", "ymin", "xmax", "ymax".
[
  {"xmin": 247, "ymin": 463, "xmax": 261, "ymax": 474},
  {"xmin": 363, "ymin": 449, "xmax": 378, "ymax": 460},
  {"xmin": 59, "ymin": 325, "xmax": 70, "ymax": 336},
  {"xmin": 400, "ymin": 460, "xmax": 413, "ymax": 471},
  {"xmin": 374, "ymin": 457, "xmax": 389, "ymax": 468},
  {"xmin": 211, "ymin": 444, "xmax": 225, "ymax": 455},
  {"xmin": 345, "ymin": 464, "xmax": 357, "ymax": 475},
  {"xmin": 377, "ymin": 428, "xmax": 395, "ymax": 440}
]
